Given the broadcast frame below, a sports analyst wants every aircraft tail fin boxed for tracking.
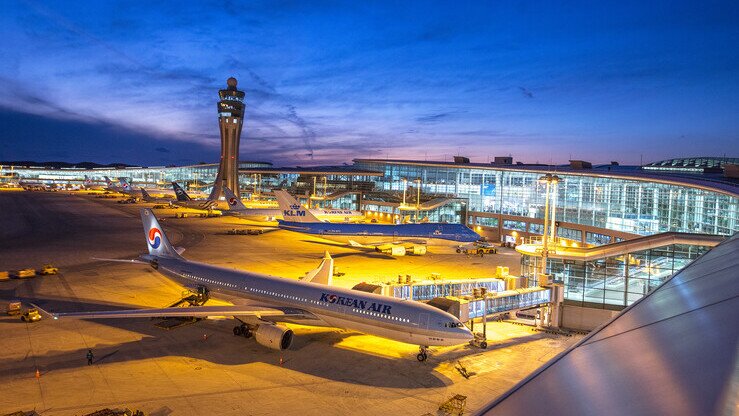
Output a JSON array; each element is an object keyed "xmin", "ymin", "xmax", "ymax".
[
  {"xmin": 140, "ymin": 188, "xmax": 154, "ymax": 202},
  {"xmin": 223, "ymin": 186, "xmax": 248, "ymax": 211},
  {"xmin": 208, "ymin": 168, "xmax": 224, "ymax": 201},
  {"xmin": 104, "ymin": 176, "xmax": 114, "ymax": 187},
  {"xmin": 301, "ymin": 251, "xmax": 334, "ymax": 285},
  {"xmin": 118, "ymin": 177, "xmax": 132, "ymax": 191},
  {"xmin": 171, "ymin": 182, "xmax": 191, "ymax": 202},
  {"xmin": 140, "ymin": 209, "xmax": 182, "ymax": 259},
  {"xmin": 273, "ymin": 190, "xmax": 320, "ymax": 223}
]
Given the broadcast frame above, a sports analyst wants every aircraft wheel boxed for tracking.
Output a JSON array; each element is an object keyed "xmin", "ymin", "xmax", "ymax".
[
  {"xmin": 241, "ymin": 325, "xmax": 252, "ymax": 338},
  {"xmin": 233, "ymin": 325, "xmax": 243, "ymax": 336},
  {"xmin": 480, "ymin": 341, "xmax": 488, "ymax": 349},
  {"xmin": 417, "ymin": 353, "xmax": 427, "ymax": 362}
]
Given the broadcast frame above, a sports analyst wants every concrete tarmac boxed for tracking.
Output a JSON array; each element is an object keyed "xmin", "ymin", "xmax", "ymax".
[{"xmin": 0, "ymin": 191, "xmax": 580, "ymax": 415}]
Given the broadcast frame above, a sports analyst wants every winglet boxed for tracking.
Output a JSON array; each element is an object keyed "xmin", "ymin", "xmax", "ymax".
[{"xmin": 301, "ymin": 251, "xmax": 334, "ymax": 285}]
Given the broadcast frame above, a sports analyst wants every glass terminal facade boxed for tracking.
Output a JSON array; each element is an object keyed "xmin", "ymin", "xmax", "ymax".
[
  {"xmin": 3, "ymin": 158, "xmax": 737, "ymax": 240},
  {"xmin": 353, "ymin": 159, "xmax": 739, "ymax": 238},
  {"xmin": 521, "ymin": 243, "xmax": 712, "ymax": 309}
]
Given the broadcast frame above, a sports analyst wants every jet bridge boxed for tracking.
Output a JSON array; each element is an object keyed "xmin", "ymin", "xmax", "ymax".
[{"xmin": 427, "ymin": 286, "xmax": 552, "ymax": 323}]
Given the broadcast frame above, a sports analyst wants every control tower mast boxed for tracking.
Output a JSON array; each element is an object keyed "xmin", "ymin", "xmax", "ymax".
[{"xmin": 213, "ymin": 77, "xmax": 245, "ymax": 199}]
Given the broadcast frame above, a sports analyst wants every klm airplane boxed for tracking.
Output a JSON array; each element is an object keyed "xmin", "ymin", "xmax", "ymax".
[
  {"xmin": 222, "ymin": 186, "xmax": 363, "ymax": 223},
  {"xmin": 40, "ymin": 209, "xmax": 472, "ymax": 361},
  {"xmin": 274, "ymin": 190, "xmax": 481, "ymax": 256}
]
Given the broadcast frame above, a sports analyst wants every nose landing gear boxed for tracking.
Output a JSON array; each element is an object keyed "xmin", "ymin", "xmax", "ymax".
[{"xmin": 416, "ymin": 345, "xmax": 429, "ymax": 362}]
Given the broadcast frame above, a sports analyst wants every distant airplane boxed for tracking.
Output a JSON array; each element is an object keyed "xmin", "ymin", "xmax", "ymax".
[
  {"xmin": 273, "ymin": 190, "xmax": 480, "ymax": 256},
  {"xmin": 171, "ymin": 181, "xmax": 218, "ymax": 210},
  {"xmin": 222, "ymin": 186, "xmax": 363, "ymax": 223},
  {"xmin": 82, "ymin": 175, "xmax": 104, "ymax": 190},
  {"xmin": 140, "ymin": 188, "xmax": 172, "ymax": 204},
  {"xmin": 40, "ymin": 209, "xmax": 472, "ymax": 361},
  {"xmin": 103, "ymin": 176, "xmax": 128, "ymax": 193}
]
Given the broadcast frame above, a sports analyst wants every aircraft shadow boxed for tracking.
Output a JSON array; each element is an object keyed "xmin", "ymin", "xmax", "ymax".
[
  {"xmin": 0, "ymin": 296, "xmax": 480, "ymax": 389},
  {"xmin": 298, "ymin": 240, "xmax": 397, "ymax": 260}
]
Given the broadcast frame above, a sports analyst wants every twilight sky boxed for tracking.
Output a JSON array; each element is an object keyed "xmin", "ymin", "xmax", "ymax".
[{"xmin": 1, "ymin": 1, "xmax": 737, "ymax": 166}]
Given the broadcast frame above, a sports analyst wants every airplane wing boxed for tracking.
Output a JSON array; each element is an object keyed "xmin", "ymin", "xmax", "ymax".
[
  {"xmin": 35, "ymin": 304, "xmax": 318, "ymax": 322},
  {"xmin": 349, "ymin": 239, "xmax": 427, "ymax": 247}
]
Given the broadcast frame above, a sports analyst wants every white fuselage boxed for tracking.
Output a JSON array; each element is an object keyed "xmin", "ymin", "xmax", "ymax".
[{"xmin": 153, "ymin": 256, "xmax": 472, "ymax": 347}]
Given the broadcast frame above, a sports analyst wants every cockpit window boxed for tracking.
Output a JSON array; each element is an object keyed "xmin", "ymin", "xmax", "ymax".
[{"xmin": 444, "ymin": 322, "xmax": 464, "ymax": 328}]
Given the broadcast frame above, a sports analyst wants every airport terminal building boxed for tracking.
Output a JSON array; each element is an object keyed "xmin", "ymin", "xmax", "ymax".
[{"xmin": 3, "ymin": 156, "xmax": 737, "ymax": 327}]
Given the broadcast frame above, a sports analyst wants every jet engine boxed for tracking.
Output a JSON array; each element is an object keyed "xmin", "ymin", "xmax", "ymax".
[
  {"xmin": 406, "ymin": 245, "xmax": 427, "ymax": 255},
  {"xmin": 375, "ymin": 245, "xmax": 406, "ymax": 256},
  {"xmin": 255, "ymin": 324, "xmax": 294, "ymax": 350}
]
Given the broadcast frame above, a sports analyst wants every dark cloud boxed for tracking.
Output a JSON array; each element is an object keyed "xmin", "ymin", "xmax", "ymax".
[
  {"xmin": 518, "ymin": 86, "xmax": 534, "ymax": 99},
  {"xmin": 155, "ymin": 147, "xmax": 170, "ymax": 153},
  {"xmin": 0, "ymin": 107, "xmax": 218, "ymax": 166},
  {"xmin": 416, "ymin": 112, "xmax": 453, "ymax": 123}
]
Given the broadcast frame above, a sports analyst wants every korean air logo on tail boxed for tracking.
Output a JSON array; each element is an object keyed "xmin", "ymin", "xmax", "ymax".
[
  {"xmin": 228, "ymin": 197, "xmax": 238, "ymax": 206},
  {"xmin": 148, "ymin": 227, "xmax": 162, "ymax": 249},
  {"xmin": 284, "ymin": 204, "xmax": 306, "ymax": 217}
]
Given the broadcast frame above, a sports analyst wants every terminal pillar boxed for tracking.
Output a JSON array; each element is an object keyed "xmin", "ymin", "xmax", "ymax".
[{"xmin": 215, "ymin": 77, "xmax": 245, "ymax": 199}]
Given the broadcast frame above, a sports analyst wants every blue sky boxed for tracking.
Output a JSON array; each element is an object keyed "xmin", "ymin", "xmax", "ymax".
[{"xmin": 0, "ymin": 1, "xmax": 737, "ymax": 166}]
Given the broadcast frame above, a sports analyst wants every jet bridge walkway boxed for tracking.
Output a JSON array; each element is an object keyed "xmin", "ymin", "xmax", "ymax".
[
  {"xmin": 516, "ymin": 231, "xmax": 725, "ymax": 261},
  {"xmin": 427, "ymin": 287, "xmax": 551, "ymax": 323}
]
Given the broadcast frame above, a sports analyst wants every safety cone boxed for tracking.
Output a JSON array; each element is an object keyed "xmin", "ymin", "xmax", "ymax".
[
  {"xmin": 35, "ymin": 369, "xmax": 40, "ymax": 379},
  {"xmin": 203, "ymin": 333, "xmax": 208, "ymax": 341},
  {"xmin": 279, "ymin": 356, "xmax": 284, "ymax": 366}
]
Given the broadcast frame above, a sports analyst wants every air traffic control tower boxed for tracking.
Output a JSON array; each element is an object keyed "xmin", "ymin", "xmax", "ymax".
[{"xmin": 215, "ymin": 77, "xmax": 245, "ymax": 198}]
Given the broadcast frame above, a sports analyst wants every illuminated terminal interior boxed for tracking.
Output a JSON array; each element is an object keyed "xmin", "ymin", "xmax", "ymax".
[{"xmin": 2, "ymin": 156, "xmax": 737, "ymax": 322}]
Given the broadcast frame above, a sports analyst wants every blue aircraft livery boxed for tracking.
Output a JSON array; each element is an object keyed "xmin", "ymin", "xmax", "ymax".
[
  {"xmin": 320, "ymin": 293, "xmax": 392, "ymax": 314},
  {"xmin": 279, "ymin": 221, "xmax": 480, "ymax": 243},
  {"xmin": 283, "ymin": 204, "xmax": 307, "ymax": 217}
]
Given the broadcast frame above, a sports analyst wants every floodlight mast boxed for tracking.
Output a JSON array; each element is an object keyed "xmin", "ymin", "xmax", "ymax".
[{"xmin": 538, "ymin": 173, "xmax": 560, "ymax": 282}]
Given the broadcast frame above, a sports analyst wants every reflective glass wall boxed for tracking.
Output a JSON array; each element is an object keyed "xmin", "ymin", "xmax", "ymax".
[
  {"xmin": 521, "ymin": 243, "xmax": 711, "ymax": 309},
  {"xmin": 354, "ymin": 161, "xmax": 738, "ymax": 237}
]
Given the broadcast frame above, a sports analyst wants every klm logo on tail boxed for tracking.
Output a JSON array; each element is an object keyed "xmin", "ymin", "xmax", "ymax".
[{"xmin": 284, "ymin": 204, "xmax": 307, "ymax": 217}]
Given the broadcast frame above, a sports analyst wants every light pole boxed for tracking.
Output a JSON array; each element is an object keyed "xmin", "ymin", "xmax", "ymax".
[
  {"xmin": 401, "ymin": 178, "xmax": 407, "ymax": 206},
  {"xmin": 415, "ymin": 178, "xmax": 421, "ymax": 222},
  {"xmin": 549, "ymin": 177, "xmax": 559, "ymax": 243},
  {"xmin": 538, "ymin": 173, "xmax": 560, "ymax": 281}
]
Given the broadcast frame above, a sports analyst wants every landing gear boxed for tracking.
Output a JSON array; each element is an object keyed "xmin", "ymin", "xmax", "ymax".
[
  {"xmin": 416, "ymin": 346, "xmax": 429, "ymax": 362},
  {"xmin": 233, "ymin": 323, "xmax": 252, "ymax": 338}
]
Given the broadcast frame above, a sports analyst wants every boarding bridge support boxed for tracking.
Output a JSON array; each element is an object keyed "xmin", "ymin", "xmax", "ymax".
[{"xmin": 538, "ymin": 283, "xmax": 564, "ymax": 329}]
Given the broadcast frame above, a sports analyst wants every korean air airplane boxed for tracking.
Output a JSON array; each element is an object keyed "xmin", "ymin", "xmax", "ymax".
[
  {"xmin": 274, "ymin": 190, "xmax": 481, "ymax": 256},
  {"xmin": 222, "ymin": 186, "xmax": 363, "ymax": 223},
  {"xmin": 39, "ymin": 209, "xmax": 472, "ymax": 361},
  {"xmin": 103, "ymin": 176, "xmax": 127, "ymax": 193},
  {"xmin": 171, "ymin": 181, "xmax": 218, "ymax": 210}
]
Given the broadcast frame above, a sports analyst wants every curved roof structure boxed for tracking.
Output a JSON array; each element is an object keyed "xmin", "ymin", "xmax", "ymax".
[
  {"xmin": 645, "ymin": 156, "xmax": 739, "ymax": 170},
  {"xmin": 477, "ymin": 233, "xmax": 739, "ymax": 416}
]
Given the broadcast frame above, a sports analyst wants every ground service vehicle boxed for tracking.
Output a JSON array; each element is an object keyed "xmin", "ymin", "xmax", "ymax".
[
  {"xmin": 21, "ymin": 308, "xmax": 42, "ymax": 322},
  {"xmin": 39, "ymin": 264, "xmax": 59, "ymax": 275},
  {"xmin": 7, "ymin": 301, "xmax": 21, "ymax": 316},
  {"xmin": 14, "ymin": 269, "xmax": 36, "ymax": 278}
]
